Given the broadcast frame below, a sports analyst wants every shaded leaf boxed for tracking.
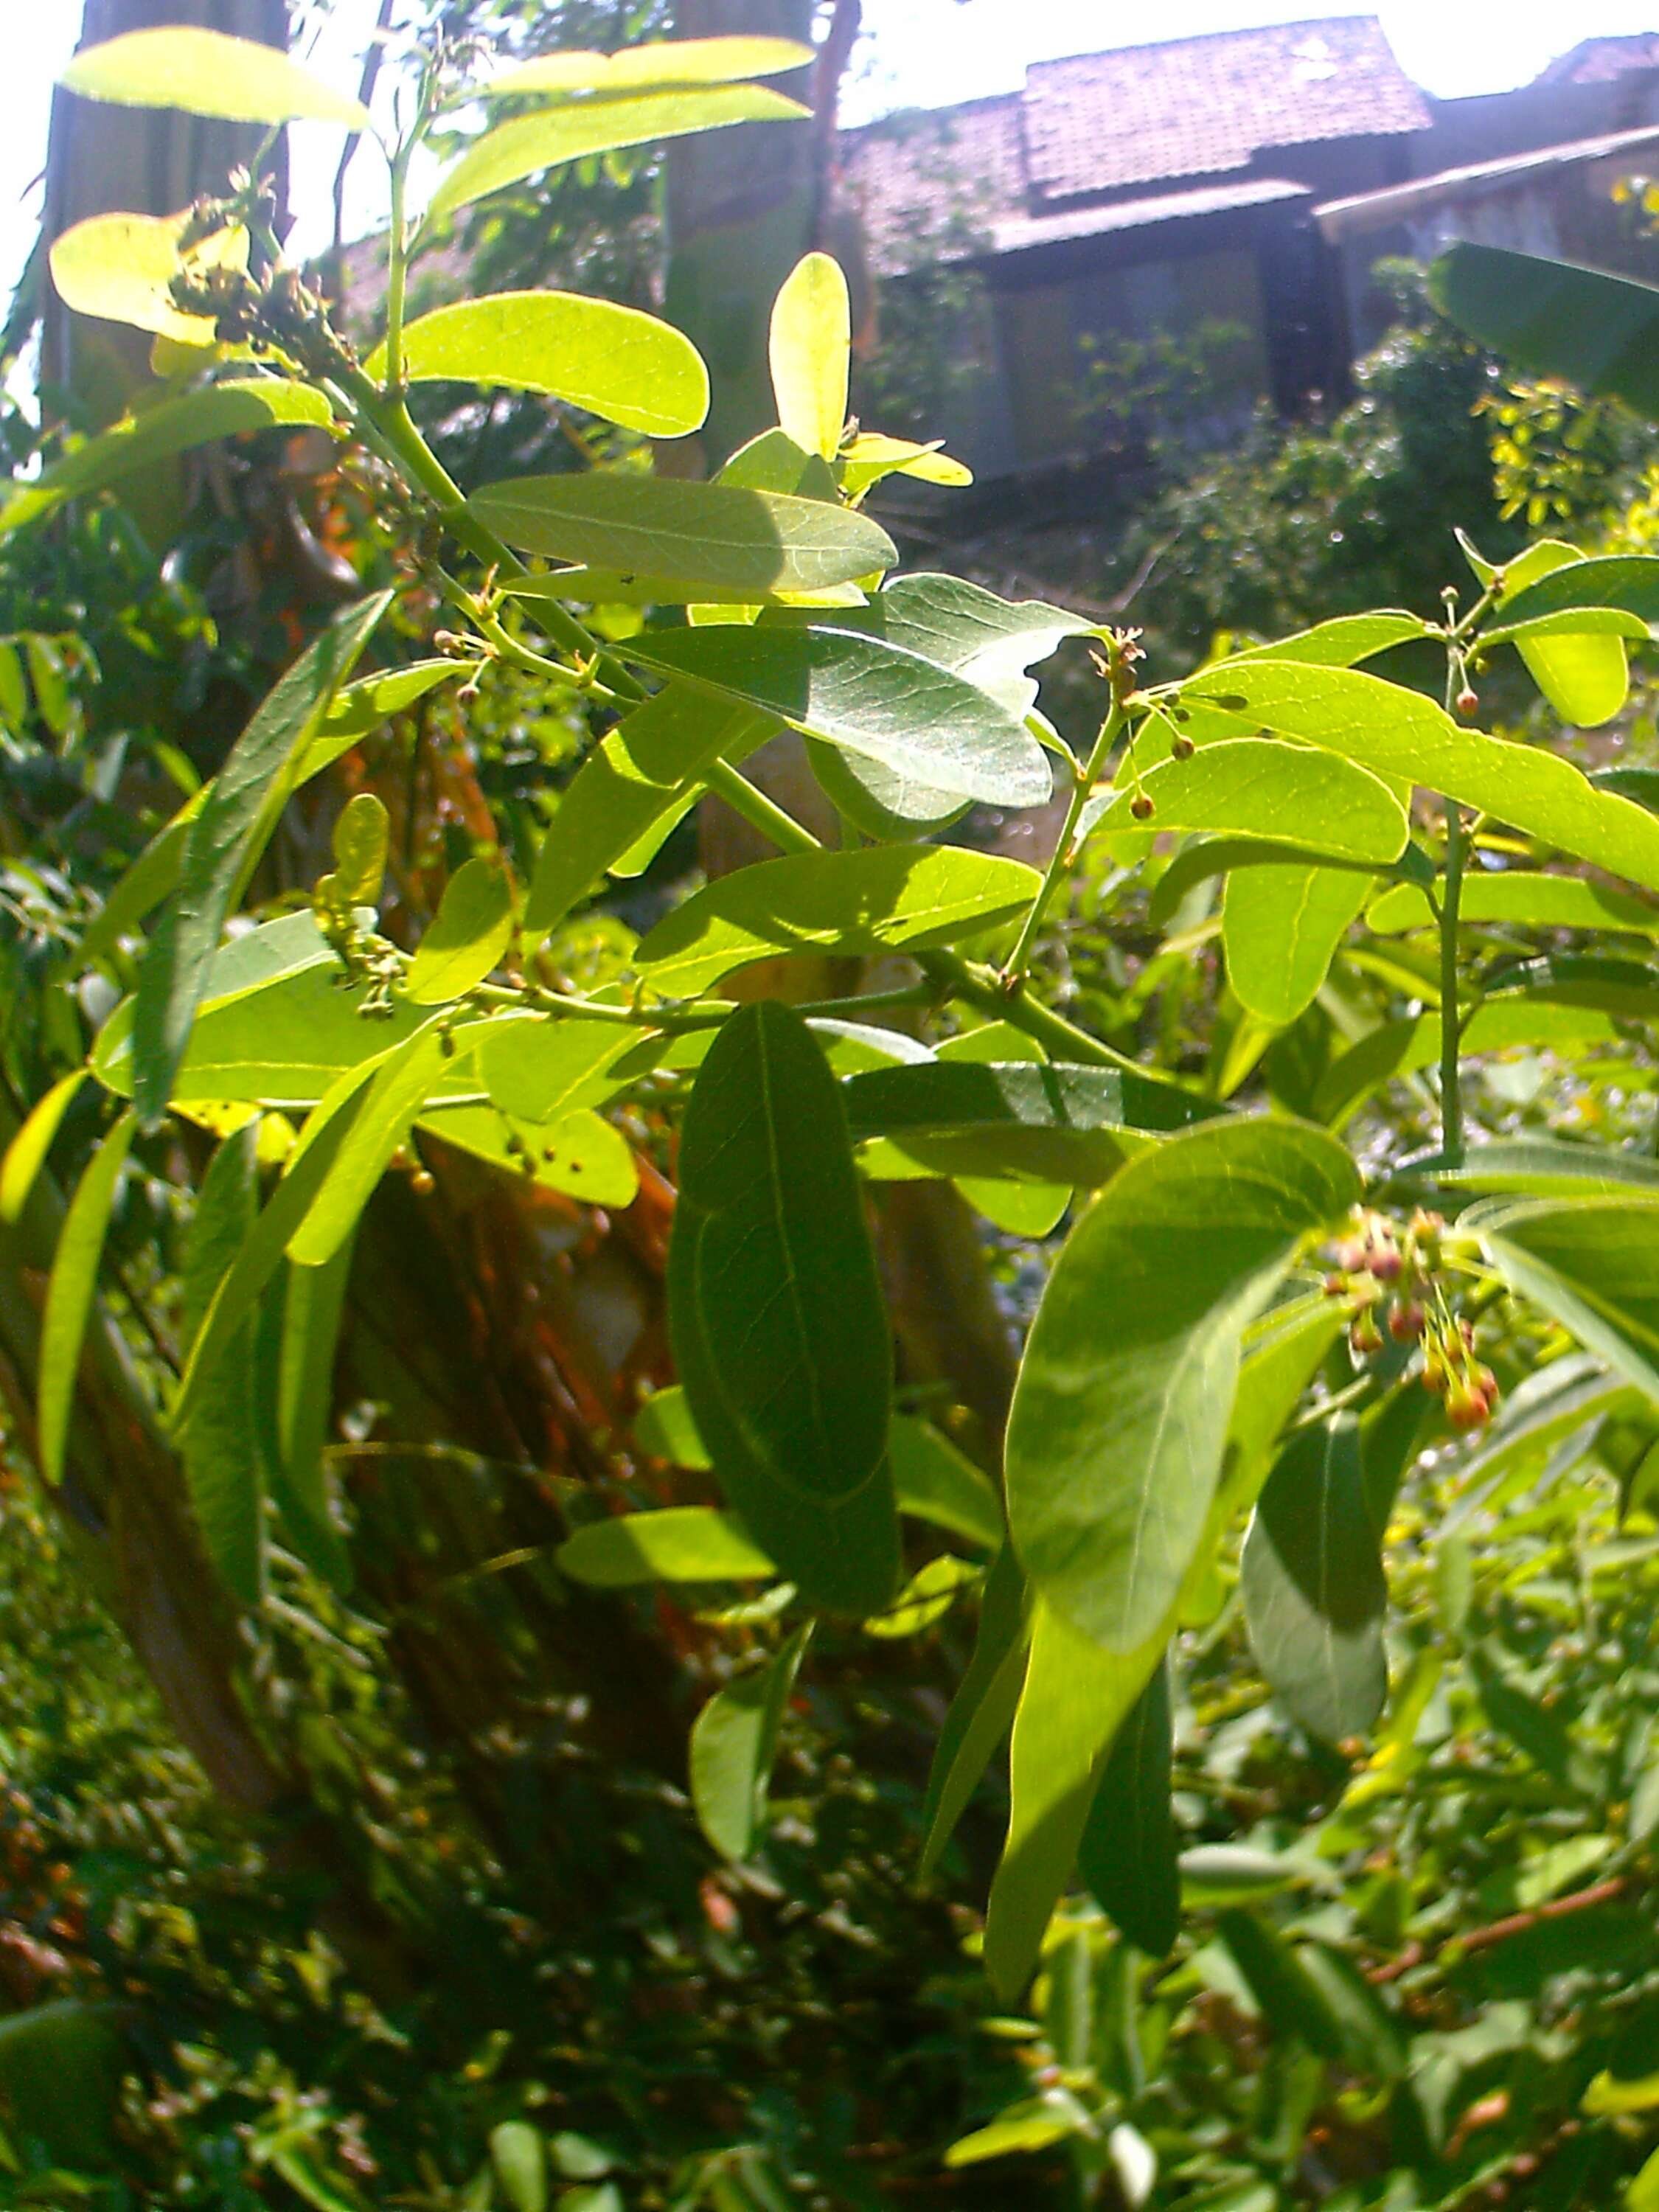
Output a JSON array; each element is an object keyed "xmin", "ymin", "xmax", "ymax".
[
  {"xmin": 37, "ymin": 1113, "xmax": 136, "ymax": 1486},
  {"xmin": 1241, "ymin": 1412, "xmax": 1387, "ymax": 1745},
  {"xmin": 690, "ymin": 1623, "xmax": 812, "ymax": 1860},
  {"xmin": 669, "ymin": 1004, "xmax": 897, "ymax": 1615},
  {"xmin": 179, "ymin": 1125, "xmax": 267, "ymax": 1607},
  {"xmin": 1078, "ymin": 1655, "xmax": 1180, "ymax": 1956},
  {"xmin": 1431, "ymin": 245, "xmax": 1659, "ymax": 422},
  {"xmin": 919, "ymin": 1545, "xmax": 1029, "ymax": 1874}
]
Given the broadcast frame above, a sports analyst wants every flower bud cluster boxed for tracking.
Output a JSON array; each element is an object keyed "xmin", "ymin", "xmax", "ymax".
[{"xmin": 1324, "ymin": 1208, "xmax": 1500, "ymax": 1430}]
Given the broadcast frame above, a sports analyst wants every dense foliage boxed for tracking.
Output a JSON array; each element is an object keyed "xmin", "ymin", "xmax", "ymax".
[{"xmin": 18, "ymin": 20, "xmax": 1659, "ymax": 2212}]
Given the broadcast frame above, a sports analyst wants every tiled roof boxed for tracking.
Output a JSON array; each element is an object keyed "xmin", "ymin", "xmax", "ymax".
[
  {"xmin": 837, "ymin": 16, "xmax": 1429, "ymax": 268},
  {"xmin": 1020, "ymin": 18, "xmax": 1429, "ymax": 201},
  {"xmin": 838, "ymin": 94, "xmax": 1027, "ymax": 272},
  {"xmin": 1535, "ymin": 34, "xmax": 1659, "ymax": 86}
]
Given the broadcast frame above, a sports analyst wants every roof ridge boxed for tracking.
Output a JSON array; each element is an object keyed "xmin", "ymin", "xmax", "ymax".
[{"xmin": 1024, "ymin": 14, "xmax": 1387, "ymax": 74}]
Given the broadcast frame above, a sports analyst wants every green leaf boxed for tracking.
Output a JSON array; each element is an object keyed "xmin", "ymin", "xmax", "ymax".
[
  {"xmin": 634, "ymin": 846, "xmax": 1040, "ymax": 998},
  {"xmin": 690, "ymin": 1622, "xmax": 812, "ymax": 1860},
  {"xmin": 1078, "ymin": 1655, "xmax": 1180, "ymax": 1957},
  {"xmin": 1005, "ymin": 1119, "xmax": 1360, "ymax": 1654},
  {"xmin": 633, "ymin": 1385, "xmax": 712, "ymax": 1468},
  {"xmin": 490, "ymin": 2122, "xmax": 548, "ymax": 2212},
  {"xmin": 470, "ymin": 475, "xmax": 891, "ymax": 599},
  {"xmin": 844, "ymin": 1056, "xmax": 1214, "ymax": 1187},
  {"xmin": 325, "ymin": 793, "xmax": 389, "ymax": 908},
  {"xmin": 1493, "ymin": 540, "xmax": 1630, "ymax": 728},
  {"xmin": 373, "ymin": 293, "xmax": 709, "ymax": 439},
  {"xmin": 179, "ymin": 1124, "xmax": 267, "ymax": 1607},
  {"xmin": 1222, "ymin": 1295, "xmax": 1349, "ymax": 1523},
  {"xmin": 49, "ymin": 208, "xmax": 247, "ymax": 344},
  {"xmin": 1430, "ymin": 245, "xmax": 1659, "ymax": 422},
  {"xmin": 37, "ymin": 1112, "xmax": 137, "ymax": 1486},
  {"xmin": 1470, "ymin": 1646, "xmax": 1588, "ymax": 1790},
  {"xmin": 310, "ymin": 660, "xmax": 462, "ymax": 747},
  {"xmin": 863, "ymin": 1554, "xmax": 977, "ymax": 1638},
  {"xmin": 669, "ymin": 1003, "xmax": 898, "ymax": 1615},
  {"xmin": 1241, "ymin": 1413, "xmax": 1387, "ymax": 1745},
  {"xmin": 405, "ymin": 859, "xmax": 514, "ymax": 1004},
  {"xmin": 557, "ymin": 1507, "xmax": 775, "ymax": 1587},
  {"xmin": 273, "ymin": 1244, "xmax": 353, "ymax": 1591},
  {"xmin": 131, "ymin": 595, "xmax": 388, "ymax": 1124},
  {"xmin": 984, "ymin": 1597, "xmax": 1164, "ymax": 1996},
  {"xmin": 0, "ymin": 1071, "xmax": 88, "ymax": 1226},
  {"xmin": 0, "ymin": 379, "xmax": 334, "ymax": 538},
  {"xmin": 97, "ymin": 923, "xmax": 436, "ymax": 1110},
  {"xmin": 1223, "ymin": 863, "xmax": 1371, "ymax": 1025},
  {"xmin": 1367, "ymin": 871, "xmax": 1659, "ymax": 938},
  {"xmin": 919, "ymin": 1545, "xmax": 1029, "ymax": 1874},
  {"xmin": 430, "ymin": 86, "xmax": 810, "ymax": 223},
  {"xmin": 1184, "ymin": 658, "xmax": 1659, "ymax": 895},
  {"xmin": 484, "ymin": 35, "xmax": 811, "ymax": 99},
  {"xmin": 1216, "ymin": 1913, "xmax": 1346, "ymax": 2059},
  {"xmin": 1086, "ymin": 740, "xmax": 1407, "ymax": 863},
  {"xmin": 804, "ymin": 571, "xmax": 1087, "ymax": 716},
  {"xmin": 171, "ymin": 1074, "xmax": 377, "ymax": 1436},
  {"xmin": 476, "ymin": 1016, "xmax": 637, "ymax": 1123},
  {"xmin": 1315, "ymin": 999, "xmax": 1623, "ymax": 1126},
  {"xmin": 1472, "ymin": 1194, "xmax": 1659, "ymax": 1404},
  {"xmin": 417, "ymin": 1103, "xmax": 639, "ymax": 1207},
  {"xmin": 616, "ymin": 625, "xmax": 1051, "ymax": 810},
  {"xmin": 886, "ymin": 1419, "xmax": 1004, "ymax": 1551},
  {"xmin": 1424, "ymin": 1137, "xmax": 1659, "ymax": 1197},
  {"xmin": 769, "ymin": 253, "xmax": 849, "ymax": 461},
  {"xmin": 61, "ymin": 27, "xmax": 372, "ymax": 128},
  {"xmin": 288, "ymin": 1026, "xmax": 451, "ymax": 1267},
  {"xmin": 838, "ymin": 432, "xmax": 972, "ymax": 497},
  {"xmin": 524, "ymin": 689, "xmax": 771, "ymax": 939},
  {"xmin": 1232, "ymin": 611, "xmax": 1433, "ymax": 665},
  {"xmin": 622, "ymin": 1386, "xmax": 1001, "ymax": 1548}
]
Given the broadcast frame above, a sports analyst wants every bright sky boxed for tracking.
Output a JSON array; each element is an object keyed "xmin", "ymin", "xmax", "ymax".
[{"xmin": 2, "ymin": 0, "xmax": 1655, "ymax": 310}]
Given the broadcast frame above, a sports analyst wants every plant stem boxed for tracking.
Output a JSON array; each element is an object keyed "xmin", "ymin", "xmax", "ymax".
[
  {"xmin": 701, "ymin": 759, "xmax": 821, "ymax": 856},
  {"xmin": 1439, "ymin": 757, "xmax": 1467, "ymax": 1166},
  {"xmin": 1001, "ymin": 695, "xmax": 1125, "ymax": 985},
  {"xmin": 382, "ymin": 136, "xmax": 414, "ymax": 394}
]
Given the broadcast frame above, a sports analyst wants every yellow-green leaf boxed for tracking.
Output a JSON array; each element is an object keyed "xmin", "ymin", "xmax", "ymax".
[
  {"xmin": 484, "ymin": 36, "xmax": 810, "ymax": 100},
  {"xmin": 61, "ymin": 27, "xmax": 372, "ymax": 130},
  {"xmin": 1, "ymin": 1071, "xmax": 88, "ymax": 1227},
  {"xmin": 405, "ymin": 859, "xmax": 515, "ymax": 1004},
  {"xmin": 428, "ymin": 86, "xmax": 808, "ymax": 224},
  {"xmin": 769, "ymin": 253, "xmax": 849, "ymax": 462},
  {"xmin": 49, "ymin": 209, "xmax": 248, "ymax": 344},
  {"xmin": 372, "ymin": 292, "xmax": 709, "ymax": 439}
]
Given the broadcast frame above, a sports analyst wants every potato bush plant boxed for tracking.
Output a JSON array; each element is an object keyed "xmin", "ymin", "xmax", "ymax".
[{"xmin": 15, "ymin": 21, "xmax": 1659, "ymax": 2208}]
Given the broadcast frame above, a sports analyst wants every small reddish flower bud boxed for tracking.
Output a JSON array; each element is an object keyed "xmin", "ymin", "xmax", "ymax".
[
  {"xmin": 1130, "ymin": 792, "xmax": 1155, "ymax": 821},
  {"xmin": 1447, "ymin": 1382, "xmax": 1489, "ymax": 1431},
  {"xmin": 1350, "ymin": 1310, "xmax": 1384, "ymax": 1357},
  {"xmin": 1171, "ymin": 734, "xmax": 1196, "ymax": 760},
  {"xmin": 1368, "ymin": 1243, "xmax": 1403, "ymax": 1283},
  {"xmin": 1324, "ymin": 1272, "xmax": 1349, "ymax": 1298},
  {"xmin": 1457, "ymin": 686, "xmax": 1479, "ymax": 717},
  {"xmin": 1389, "ymin": 1300, "xmax": 1425, "ymax": 1343}
]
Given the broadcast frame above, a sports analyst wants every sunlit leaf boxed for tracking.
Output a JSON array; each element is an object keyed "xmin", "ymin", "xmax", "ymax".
[
  {"xmin": 769, "ymin": 253, "xmax": 849, "ymax": 462},
  {"xmin": 61, "ymin": 27, "xmax": 372, "ymax": 128},
  {"xmin": 690, "ymin": 1623, "xmax": 812, "ymax": 1860},
  {"xmin": 37, "ymin": 1113, "xmax": 136, "ymax": 1486}
]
